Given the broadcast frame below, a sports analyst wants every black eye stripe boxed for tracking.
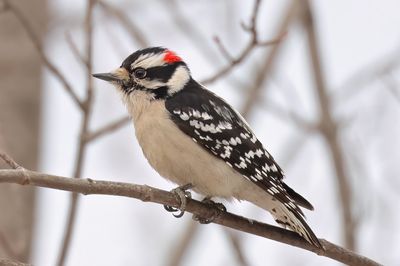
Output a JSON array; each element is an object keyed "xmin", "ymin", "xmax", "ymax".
[
  {"xmin": 144, "ymin": 62, "xmax": 186, "ymax": 83},
  {"xmin": 146, "ymin": 65, "xmax": 176, "ymax": 82}
]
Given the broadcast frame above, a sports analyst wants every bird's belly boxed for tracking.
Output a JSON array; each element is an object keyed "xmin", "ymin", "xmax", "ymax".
[{"xmin": 134, "ymin": 108, "xmax": 248, "ymax": 198}]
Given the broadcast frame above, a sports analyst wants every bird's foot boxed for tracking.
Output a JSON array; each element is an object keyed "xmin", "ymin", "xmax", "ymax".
[
  {"xmin": 164, "ymin": 183, "xmax": 193, "ymax": 218},
  {"xmin": 192, "ymin": 197, "xmax": 226, "ymax": 224}
]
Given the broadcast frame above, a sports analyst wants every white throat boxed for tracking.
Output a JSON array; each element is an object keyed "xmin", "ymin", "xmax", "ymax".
[{"xmin": 119, "ymin": 90, "xmax": 154, "ymax": 123}]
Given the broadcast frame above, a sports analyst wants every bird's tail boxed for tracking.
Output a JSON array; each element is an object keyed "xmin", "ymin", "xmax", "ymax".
[{"xmin": 271, "ymin": 202, "xmax": 323, "ymax": 249}]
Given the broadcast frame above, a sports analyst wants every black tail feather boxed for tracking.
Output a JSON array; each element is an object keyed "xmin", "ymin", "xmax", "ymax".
[{"xmin": 283, "ymin": 183, "xmax": 314, "ymax": 211}]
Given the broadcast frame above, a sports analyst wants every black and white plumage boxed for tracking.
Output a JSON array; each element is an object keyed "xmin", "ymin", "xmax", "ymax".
[{"xmin": 93, "ymin": 47, "xmax": 322, "ymax": 248}]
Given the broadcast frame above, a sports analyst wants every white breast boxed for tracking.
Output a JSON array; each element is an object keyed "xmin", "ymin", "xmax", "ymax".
[{"xmin": 122, "ymin": 91, "xmax": 260, "ymax": 199}]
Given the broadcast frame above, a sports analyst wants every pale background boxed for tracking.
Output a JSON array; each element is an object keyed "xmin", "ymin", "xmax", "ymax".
[{"xmin": 1, "ymin": 0, "xmax": 399, "ymax": 265}]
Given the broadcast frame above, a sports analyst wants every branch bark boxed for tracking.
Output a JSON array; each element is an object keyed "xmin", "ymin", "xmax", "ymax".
[
  {"xmin": 0, "ymin": 257, "xmax": 31, "ymax": 266},
  {"xmin": 0, "ymin": 169, "xmax": 382, "ymax": 266}
]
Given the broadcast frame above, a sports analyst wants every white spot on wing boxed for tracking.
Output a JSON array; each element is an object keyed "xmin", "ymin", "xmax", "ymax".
[
  {"xmin": 255, "ymin": 149, "xmax": 263, "ymax": 157},
  {"xmin": 189, "ymin": 120, "xmax": 200, "ymax": 129},
  {"xmin": 180, "ymin": 112, "xmax": 189, "ymax": 121},
  {"xmin": 262, "ymin": 164, "xmax": 270, "ymax": 172},
  {"xmin": 220, "ymin": 146, "xmax": 232, "ymax": 158},
  {"xmin": 201, "ymin": 112, "xmax": 213, "ymax": 120}
]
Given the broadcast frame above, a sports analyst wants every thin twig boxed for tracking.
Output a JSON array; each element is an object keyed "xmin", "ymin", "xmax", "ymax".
[
  {"xmin": 0, "ymin": 152, "xmax": 23, "ymax": 169},
  {"xmin": 57, "ymin": 1, "xmax": 95, "ymax": 264},
  {"xmin": 226, "ymin": 231, "xmax": 249, "ymax": 266},
  {"xmin": 65, "ymin": 31, "xmax": 89, "ymax": 68},
  {"xmin": 259, "ymin": 99, "xmax": 317, "ymax": 132},
  {"xmin": 213, "ymin": 36, "xmax": 234, "ymax": 62},
  {"xmin": 201, "ymin": 0, "xmax": 286, "ymax": 85},
  {"xmin": 0, "ymin": 168, "xmax": 382, "ymax": 266},
  {"xmin": 97, "ymin": 0, "xmax": 148, "ymax": 47},
  {"xmin": 334, "ymin": 44, "xmax": 400, "ymax": 103},
  {"xmin": 167, "ymin": 221, "xmax": 199, "ymax": 266},
  {"xmin": 161, "ymin": 0, "xmax": 222, "ymax": 63},
  {"xmin": 3, "ymin": 0, "xmax": 84, "ymax": 110},
  {"xmin": 300, "ymin": 0, "xmax": 355, "ymax": 249},
  {"xmin": 84, "ymin": 116, "xmax": 131, "ymax": 142},
  {"xmin": 241, "ymin": 0, "xmax": 298, "ymax": 118}
]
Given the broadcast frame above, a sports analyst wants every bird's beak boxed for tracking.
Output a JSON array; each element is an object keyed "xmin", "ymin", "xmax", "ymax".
[
  {"xmin": 92, "ymin": 67, "xmax": 130, "ymax": 83},
  {"xmin": 92, "ymin": 72, "xmax": 120, "ymax": 82}
]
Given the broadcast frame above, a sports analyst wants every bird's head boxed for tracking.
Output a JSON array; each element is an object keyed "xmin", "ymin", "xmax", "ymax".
[{"xmin": 93, "ymin": 47, "xmax": 191, "ymax": 99}]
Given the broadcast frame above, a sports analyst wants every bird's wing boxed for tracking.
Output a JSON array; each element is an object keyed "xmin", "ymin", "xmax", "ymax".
[
  {"xmin": 166, "ymin": 85, "xmax": 322, "ymax": 248},
  {"xmin": 166, "ymin": 86, "xmax": 295, "ymax": 204}
]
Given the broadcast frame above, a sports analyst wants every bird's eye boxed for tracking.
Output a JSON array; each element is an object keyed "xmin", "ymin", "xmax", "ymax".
[{"xmin": 134, "ymin": 68, "xmax": 147, "ymax": 79}]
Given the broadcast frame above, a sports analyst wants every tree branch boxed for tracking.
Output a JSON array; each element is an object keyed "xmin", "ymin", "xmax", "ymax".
[
  {"xmin": 97, "ymin": 0, "xmax": 148, "ymax": 47},
  {"xmin": 240, "ymin": 0, "xmax": 298, "ymax": 118},
  {"xmin": 0, "ymin": 257, "xmax": 31, "ymax": 266},
  {"xmin": 300, "ymin": 0, "xmax": 356, "ymax": 249},
  {"xmin": 84, "ymin": 116, "xmax": 131, "ymax": 142},
  {"xmin": 0, "ymin": 152, "xmax": 23, "ymax": 170},
  {"xmin": 57, "ymin": 1, "xmax": 96, "ymax": 264},
  {"xmin": 167, "ymin": 221, "xmax": 198, "ymax": 266},
  {"xmin": 0, "ymin": 169, "xmax": 382, "ymax": 266},
  {"xmin": 226, "ymin": 231, "xmax": 249, "ymax": 266},
  {"xmin": 2, "ymin": 0, "xmax": 84, "ymax": 110},
  {"xmin": 200, "ymin": 0, "xmax": 285, "ymax": 85}
]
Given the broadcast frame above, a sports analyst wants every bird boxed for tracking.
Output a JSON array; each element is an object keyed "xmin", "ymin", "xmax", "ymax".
[{"xmin": 93, "ymin": 46, "xmax": 322, "ymax": 248}]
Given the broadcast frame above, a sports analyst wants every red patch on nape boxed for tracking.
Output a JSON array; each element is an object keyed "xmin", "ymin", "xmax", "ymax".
[{"xmin": 163, "ymin": 50, "xmax": 182, "ymax": 63}]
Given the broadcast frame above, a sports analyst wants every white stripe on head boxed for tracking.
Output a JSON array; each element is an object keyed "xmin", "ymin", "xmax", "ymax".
[
  {"xmin": 132, "ymin": 53, "xmax": 166, "ymax": 69},
  {"xmin": 167, "ymin": 65, "xmax": 190, "ymax": 94}
]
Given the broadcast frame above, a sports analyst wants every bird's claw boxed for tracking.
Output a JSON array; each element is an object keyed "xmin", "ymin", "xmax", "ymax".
[
  {"xmin": 164, "ymin": 183, "xmax": 193, "ymax": 218},
  {"xmin": 192, "ymin": 197, "xmax": 226, "ymax": 224}
]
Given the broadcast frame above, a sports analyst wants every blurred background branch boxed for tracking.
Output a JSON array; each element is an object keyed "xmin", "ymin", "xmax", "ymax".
[
  {"xmin": 201, "ymin": 0, "xmax": 286, "ymax": 85},
  {"xmin": 2, "ymin": 0, "xmax": 83, "ymax": 109},
  {"xmin": 300, "ymin": 0, "xmax": 356, "ymax": 250},
  {"xmin": 0, "ymin": 0, "xmax": 44, "ymax": 263},
  {"xmin": 56, "ymin": 1, "xmax": 95, "ymax": 264}
]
